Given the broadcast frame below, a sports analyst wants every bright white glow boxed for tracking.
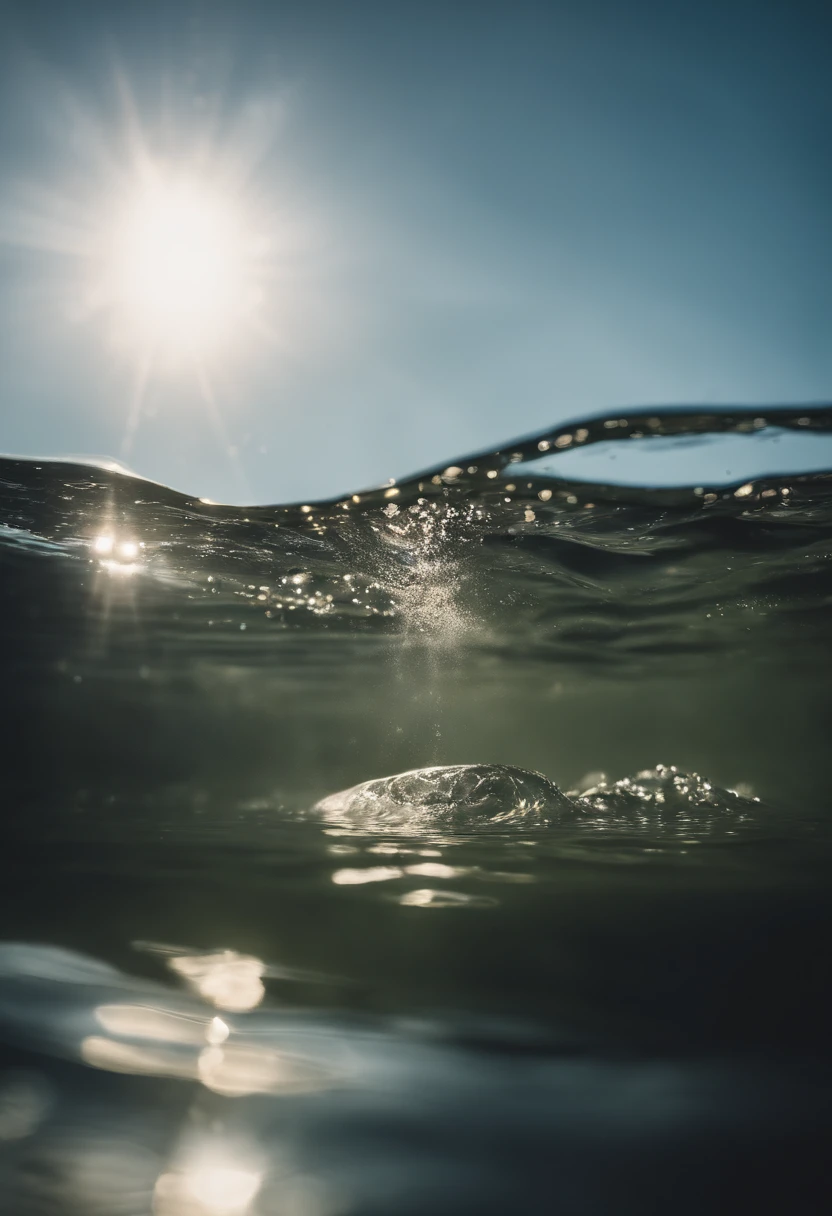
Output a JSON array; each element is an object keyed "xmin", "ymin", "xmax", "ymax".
[
  {"xmin": 169, "ymin": 949, "xmax": 266, "ymax": 1011},
  {"xmin": 94, "ymin": 1003, "xmax": 209, "ymax": 1045},
  {"xmin": 91, "ymin": 532, "xmax": 144, "ymax": 576},
  {"xmin": 100, "ymin": 559, "xmax": 140, "ymax": 578},
  {"xmin": 154, "ymin": 1156, "xmax": 263, "ymax": 1216},
  {"xmin": 207, "ymin": 1016, "xmax": 230, "ymax": 1045},
  {"xmin": 331, "ymin": 866, "xmax": 403, "ymax": 885},
  {"xmin": 186, "ymin": 1166, "xmax": 262, "ymax": 1214},
  {"xmin": 106, "ymin": 176, "xmax": 258, "ymax": 358}
]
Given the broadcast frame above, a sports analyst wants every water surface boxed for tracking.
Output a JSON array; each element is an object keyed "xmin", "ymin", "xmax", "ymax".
[{"xmin": 0, "ymin": 405, "xmax": 830, "ymax": 1213}]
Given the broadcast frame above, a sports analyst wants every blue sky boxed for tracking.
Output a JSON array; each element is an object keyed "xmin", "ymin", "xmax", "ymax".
[{"xmin": 0, "ymin": 0, "xmax": 829, "ymax": 503}]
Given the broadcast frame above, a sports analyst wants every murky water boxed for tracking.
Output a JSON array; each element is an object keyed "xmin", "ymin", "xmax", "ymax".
[{"xmin": 1, "ymin": 406, "xmax": 831, "ymax": 1213}]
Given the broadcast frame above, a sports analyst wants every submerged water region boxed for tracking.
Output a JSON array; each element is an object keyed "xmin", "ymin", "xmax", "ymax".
[{"xmin": 0, "ymin": 406, "xmax": 831, "ymax": 1213}]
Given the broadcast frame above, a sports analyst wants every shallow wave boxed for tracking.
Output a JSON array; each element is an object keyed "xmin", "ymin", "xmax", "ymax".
[{"xmin": 1, "ymin": 405, "xmax": 831, "ymax": 676}]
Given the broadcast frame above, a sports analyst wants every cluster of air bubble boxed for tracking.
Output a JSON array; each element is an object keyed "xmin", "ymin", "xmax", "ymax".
[
  {"xmin": 315, "ymin": 763, "xmax": 764, "ymax": 837},
  {"xmin": 359, "ymin": 496, "xmax": 487, "ymax": 644},
  {"xmin": 573, "ymin": 765, "xmax": 760, "ymax": 835}
]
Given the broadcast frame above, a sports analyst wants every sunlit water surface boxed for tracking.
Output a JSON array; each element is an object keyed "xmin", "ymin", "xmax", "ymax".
[{"xmin": 1, "ymin": 406, "xmax": 831, "ymax": 1214}]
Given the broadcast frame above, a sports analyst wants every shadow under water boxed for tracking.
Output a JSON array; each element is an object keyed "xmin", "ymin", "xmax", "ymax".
[{"xmin": 0, "ymin": 405, "xmax": 831, "ymax": 1213}]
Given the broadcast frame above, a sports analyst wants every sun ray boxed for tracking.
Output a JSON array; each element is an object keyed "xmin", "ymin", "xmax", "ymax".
[
  {"xmin": 121, "ymin": 350, "xmax": 154, "ymax": 459},
  {"xmin": 195, "ymin": 359, "xmax": 252, "ymax": 502}
]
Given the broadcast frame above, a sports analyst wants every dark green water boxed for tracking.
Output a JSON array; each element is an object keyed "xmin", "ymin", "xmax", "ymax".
[{"xmin": 0, "ymin": 406, "xmax": 830, "ymax": 1213}]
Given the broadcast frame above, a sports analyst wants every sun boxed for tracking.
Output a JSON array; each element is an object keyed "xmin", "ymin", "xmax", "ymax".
[
  {"xmin": 105, "ymin": 172, "xmax": 260, "ymax": 360},
  {"xmin": 0, "ymin": 73, "xmax": 307, "ymax": 469}
]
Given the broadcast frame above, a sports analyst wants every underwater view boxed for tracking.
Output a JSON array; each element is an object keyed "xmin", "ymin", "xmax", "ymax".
[{"xmin": 0, "ymin": 405, "xmax": 830, "ymax": 1213}]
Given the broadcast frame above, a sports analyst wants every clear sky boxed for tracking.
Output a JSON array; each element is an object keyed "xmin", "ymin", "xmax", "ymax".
[{"xmin": 0, "ymin": 0, "xmax": 829, "ymax": 504}]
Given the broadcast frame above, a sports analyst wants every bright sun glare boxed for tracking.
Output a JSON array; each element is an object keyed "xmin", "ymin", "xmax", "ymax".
[
  {"xmin": 0, "ymin": 75, "xmax": 307, "ymax": 468},
  {"xmin": 107, "ymin": 175, "xmax": 258, "ymax": 359}
]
